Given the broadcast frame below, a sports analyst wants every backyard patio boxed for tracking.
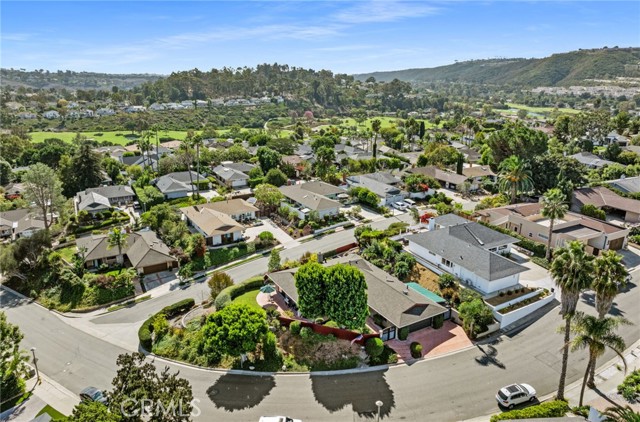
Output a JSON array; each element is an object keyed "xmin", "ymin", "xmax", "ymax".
[{"xmin": 385, "ymin": 321, "xmax": 473, "ymax": 363}]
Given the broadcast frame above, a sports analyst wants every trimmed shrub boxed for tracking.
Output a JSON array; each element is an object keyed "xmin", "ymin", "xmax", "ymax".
[
  {"xmin": 137, "ymin": 298, "xmax": 195, "ymax": 350},
  {"xmin": 617, "ymin": 369, "xmax": 640, "ymax": 402},
  {"xmin": 369, "ymin": 345, "xmax": 399, "ymax": 366},
  {"xmin": 290, "ymin": 320, "xmax": 302, "ymax": 335},
  {"xmin": 263, "ymin": 331, "xmax": 279, "ymax": 361},
  {"xmin": 410, "ymin": 342, "xmax": 423, "ymax": 359},
  {"xmin": 300, "ymin": 327, "xmax": 312, "ymax": 339},
  {"xmin": 324, "ymin": 320, "xmax": 339, "ymax": 328},
  {"xmin": 365, "ymin": 337, "xmax": 384, "ymax": 358},
  {"xmin": 214, "ymin": 276, "xmax": 264, "ymax": 310},
  {"xmin": 432, "ymin": 314, "xmax": 444, "ymax": 329},
  {"xmin": 162, "ymin": 298, "xmax": 195, "ymax": 318},
  {"xmin": 138, "ymin": 317, "xmax": 154, "ymax": 350},
  {"xmin": 489, "ymin": 400, "xmax": 569, "ymax": 421},
  {"xmin": 398, "ymin": 327, "xmax": 409, "ymax": 341}
]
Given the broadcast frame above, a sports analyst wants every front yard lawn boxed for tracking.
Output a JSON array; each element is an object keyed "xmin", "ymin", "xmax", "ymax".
[
  {"xmin": 230, "ymin": 288, "xmax": 262, "ymax": 311},
  {"xmin": 36, "ymin": 405, "xmax": 66, "ymax": 421},
  {"xmin": 56, "ymin": 245, "xmax": 77, "ymax": 262}
]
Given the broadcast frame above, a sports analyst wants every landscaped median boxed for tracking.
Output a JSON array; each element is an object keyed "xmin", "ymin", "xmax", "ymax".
[{"xmin": 490, "ymin": 400, "xmax": 569, "ymax": 421}]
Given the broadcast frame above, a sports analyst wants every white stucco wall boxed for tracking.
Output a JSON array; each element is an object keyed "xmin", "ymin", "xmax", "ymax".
[{"xmin": 165, "ymin": 191, "xmax": 188, "ymax": 199}]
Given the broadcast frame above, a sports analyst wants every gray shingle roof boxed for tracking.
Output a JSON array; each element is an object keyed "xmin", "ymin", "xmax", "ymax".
[
  {"xmin": 406, "ymin": 227, "xmax": 526, "ymax": 281},
  {"xmin": 569, "ymin": 152, "xmax": 615, "ymax": 168},
  {"xmin": 279, "ymin": 184, "xmax": 341, "ymax": 212},
  {"xmin": 346, "ymin": 175, "xmax": 403, "ymax": 198},
  {"xmin": 213, "ymin": 165, "xmax": 249, "ymax": 182},
  {"xmin": 432, "ymin": 214, "xmax": 469, "ymax": 228},
  {"xmin": 293, "ymin": 181, "xmax": 346, "ymax": 197}
]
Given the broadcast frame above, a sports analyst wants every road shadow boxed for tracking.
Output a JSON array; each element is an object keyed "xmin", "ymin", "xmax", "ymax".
[
  {"xmin": 474, "ymin": 344, "xmax": 506, "ymax": 369},
  {"xmin": 0, "ymin": 289, "xmax": 31, "ymax": 309},
  {"xmin": 206, "ymin": 373, "xmax": 275, "ymax": 412},
  {"xmin": 310, "ymin": 370, "xmax": 395, "ymax": 418}
]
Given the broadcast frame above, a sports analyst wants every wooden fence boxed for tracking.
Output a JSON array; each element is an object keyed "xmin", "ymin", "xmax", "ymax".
[{"xmin": 278, "ymin": 316, "xmax": 379, "ymax": 345}]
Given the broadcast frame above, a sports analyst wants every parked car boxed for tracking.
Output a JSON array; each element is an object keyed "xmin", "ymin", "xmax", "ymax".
[
  {"xmin": 80, "ymin": 386, "xmax": 108, "ymax": 404},
  {"xmin": 404, "ymin": 198, "xmax": 416, "ymax": 207},
  {"xmin": 393, "ymin": 201, "xmax": 408, "ymax": 211},
  {"xmin": 496, "ymin": 383, "xmax": 536, "ymax": 409},
  {"xmin": 132, "ymin": 201, "xmax": 141, "ymax": 210},
  {"xmin": 259, "ymin": 417, "xmax": 301, "ymax": 422}
]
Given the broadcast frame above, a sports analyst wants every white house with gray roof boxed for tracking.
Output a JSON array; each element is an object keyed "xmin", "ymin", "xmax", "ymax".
[
  {"xmin": 406, "ymin": 219, "xmax": 526, "ymax": 294},
  {"xmin": 212, "ymin": 163, "xmax": 253, "ymax": 188},
  {"xmin": 75, "ymin": 185, "xmax": 135, "ymax": 215},
  {"xmin": 279, "ymin": 183, "xmax": 342, "ymax": 219},
  {"xmin": 346, "ymin": 174, "xmax": 406, "ymax": 206},
  {"xmin": 155, "ymin": 171, "xmax": 208, "ymax": 199}
]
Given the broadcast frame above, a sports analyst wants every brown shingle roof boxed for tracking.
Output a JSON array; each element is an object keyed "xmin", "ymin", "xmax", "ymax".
[{"xmin": 573, "ymin": 186, "xmax": 640, "ymax": 214}]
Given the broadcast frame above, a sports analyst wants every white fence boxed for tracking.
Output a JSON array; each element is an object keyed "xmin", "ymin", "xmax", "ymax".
[{"xmin": 494, "ymin": 291, "xmax": 556, "ymax": 329}]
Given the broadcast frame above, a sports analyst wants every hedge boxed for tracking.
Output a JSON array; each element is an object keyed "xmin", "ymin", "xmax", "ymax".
[
  {"xmin": 138, "ymin": 298, "xmax": 195, "ymax": 350},
  {"xmin": 432, "ymin": 314, "xmax": 444, "ymax": 329},
  {"xmin": 489, "ymin": 400, "xmax": 569, "ymax": 421},
  {"xmin": 213, "ymin": 276, "xmax": 264, "ymax": 310},
  {"xmin": 398, "ymin": 327, "xmax": 409, "ymax": 341},
  {"xmin": 74, "ymin": 216, "xmax": 130, "ymax": 234},
  {"xmin": 365, "ymin": 337, "xmax": 384, "ymax": 357}
]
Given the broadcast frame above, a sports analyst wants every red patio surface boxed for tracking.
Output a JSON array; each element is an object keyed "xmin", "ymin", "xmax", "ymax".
[{"xmin": 386, "ymin": 321, "xmax": 473, "ymax": 363}]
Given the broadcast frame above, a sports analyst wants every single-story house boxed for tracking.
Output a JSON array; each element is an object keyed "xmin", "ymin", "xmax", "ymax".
[
  {"xmin": 267, "ymin": 254, "xmax": 449, "ymax": 341},
  {"xmin": 197, "ymin": 199, "xmax": 258, "ymax": 222},
  {"xmin": 569, "ymin": 152, "xmax": 615, "ymax": 169},
  {"xmin": 358, "ymin": 172, "xmax": 402, "ymax": 186},
  {"xmin": 119, "ymin": 154, "xmax": 159, "ymax": 170},
  {"xmin": 602, "ymin": 131, "xmax": 630, "ymax": 147},
  {"xmin": 475, "ymin": 202, "xmax": 630, "ymax": 255},
  {"xmin": 572, "ymin": 186, "xmax": 640, "ymax": 223},
  {"xmin": 289, "ymin": 180, "xmax": 346, "ymax": 200},
  {"xmin": 0, "ymin": 208, "xmax": 46, "ymax": 241},
  {"xmin": 279, "ymin": 183, "xmax": 342, "ymax": 220},
  {"xmin": 461, "ymin": 164, "xmax": 496, "ymax": 185},
  {"xmin": 180, "ymin": 204, "xmax": 245, "ymax": 246},
  {"xmin": 76, "ymin": 229, "xmax": 177, "ymax": 275},
  {"xmin": 212, "ymin": 164, "xmax": 251, "ymax": 189},
  {"xmin": 606, "ymin": 176, "xmax": 640, "ymax": 195},
  {"xmin": 155, "ymin": 171, "xmax": 208, "ymax": 199},
  {"xmin": 75, "ymin": 185, "xmax": 135, "ymax": 215},
  {"xmin": 406, "ymin": 166, "xmax": 468, "ymax": 191},
  {"xmin": 406, "ymin": 219, "xmax": 527, "ymax": 295},
  {"xmin": 346, "ymin": 175, "xmax": 407, "ymax": 206}
]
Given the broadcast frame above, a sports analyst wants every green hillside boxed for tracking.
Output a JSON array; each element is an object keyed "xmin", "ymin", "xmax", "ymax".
[{"xmin": 354, "ymin": 47, "xmax": 640, "ymax": 86}]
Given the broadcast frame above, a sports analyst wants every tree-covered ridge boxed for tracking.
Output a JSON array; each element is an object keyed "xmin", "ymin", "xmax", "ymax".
[
  {"xmin": 0, "ymin": 69, "xmax": 163, "ymax": 90},
  {"xmin": 354, "ymin": 48, "xmax": 640, "ymax": 86}
]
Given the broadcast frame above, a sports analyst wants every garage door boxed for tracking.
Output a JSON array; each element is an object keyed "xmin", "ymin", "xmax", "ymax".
[
  {"xmin": 142, "ymin": 263, "xmax": 169, "ymax": 275},
  {"xmin": 608, "ymin": 237, "xmax": 624, "ymax": 250}
]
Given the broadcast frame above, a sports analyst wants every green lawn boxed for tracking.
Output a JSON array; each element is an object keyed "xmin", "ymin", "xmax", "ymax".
[
  {"xmin": 36, "ymin": 405, "xmax": 67, "ymax": 421},
  {"xmin": 504, "ymin": 102, "xmax": 580, "ymax": 115},
  {"xmin": 29, "ymin": 130, "xmax": 197, "ymax": 145},
  {"xmin": 230, "ymin": 288, "xmax": 262, "ymax": 310},
  {"xmin": 56, "ymin": 246, "xmax": 77, "ymax": 262},
  {"xmin": 314, "ymin": 116, "xmax": 440, "ymax": 131}
]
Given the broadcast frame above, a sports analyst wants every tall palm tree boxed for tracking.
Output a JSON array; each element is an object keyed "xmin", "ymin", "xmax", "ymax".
[
  {"xmin": 569, "ymin": 311, "xmax": 629, "ymax": 405},
  {"xmin": 541, "ymin": 188, "xmax": 568, "ymax": 261},
  {"xmin": 498, "ymin": 155, "xmax": 534, "ymax": 204},
  {"xmin": 192, "ymin": 133, "xmax": 204, "ymax": 199},
  {"xmin": 107, "ymin": 227, "xmax": 129, "ymax": 266},
  {"xmin": 593, "ymin": 250, "xmax": 628, "ymax": 319},
  {"xmin": 602, "ymin": 405, "xmax": 640, "ymax": 422},
  {"xmin": 550, "ymin": 240, "xmax": 595, "ymax": 401}
]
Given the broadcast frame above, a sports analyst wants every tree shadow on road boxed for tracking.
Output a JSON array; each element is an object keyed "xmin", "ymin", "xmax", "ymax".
[
  {"xmin": 474, "ymin": 344, "xmax": 506, "ymax": 369},
  {"xmin": 580, "ymin": 291, "xmax": 625, "ymax": 316},
  {"xmin": 310, "ymin": 370, "xmax": 395, "ymax": 419},
  {"xmin": 206, "ymin": 373, "xmax": 275, "ymax": 412}
]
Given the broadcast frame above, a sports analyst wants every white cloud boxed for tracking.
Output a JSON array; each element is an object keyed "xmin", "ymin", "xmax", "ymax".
[
  {"xmin": 1, "ymin": 33, "xmax": 36, "ymax": 41},
  {"xmin": 333, "ymin": 1, "xmax": 439, "ymax": 24}
]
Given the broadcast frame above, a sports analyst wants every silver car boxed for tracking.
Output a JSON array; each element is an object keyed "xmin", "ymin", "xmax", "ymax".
[{"xmin": 496, "ymin": 383, "xmax": 536, "ymax": 409}]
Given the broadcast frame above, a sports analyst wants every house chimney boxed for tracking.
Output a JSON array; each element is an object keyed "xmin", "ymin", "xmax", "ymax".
[{"xmin": 403, "ymin": 285, "xmax": 409, "ymax": 295}]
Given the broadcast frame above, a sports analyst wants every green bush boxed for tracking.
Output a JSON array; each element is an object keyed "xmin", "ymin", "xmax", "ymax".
[
  {"xmin": 138, "ymin": 298, "xmax": 195, "ymax": 350},
  {"xmin": 398, "ymin": 327, "xmax": 409, "ymax": 341},
  {"xmin": 300, "ymin": 326, "xmax": 312, "ymax": 339},
  {"xmin": 410, "ymin": 342, "xmax": 422, "ymax": 358},
  {"xmin": 324, "ymin": 320, "xmax": 339, "ymax": 328},
  {"xmin": 365, "ymin": 337, "xmax": 384, "ymax": 357},
  {"xmin": 263, "ymin": 331, "xmax": 279, "ymax": 362},
  {"xmin": 138, "ymin": 317, "xmax": 154, "ymax": 350},
  {"xmin": 432, "ymin": 314, "xmax": 444, "ymax": 329},
  {"xmin": 580, "ymin": 204, "xmax": 606, "ymax": 221},
  {"xmin": 617, "ymin": 369, "xmax": 640, "ymax": 402},
  {"xmin": 489, "ymin": 400, "xmax": 569, "ymax": 421},
  {"xmin": 531, "ymin": 256, "xmax": 550, "ymax": 269},
  {"xmin": 290, "ymin": 320, "xmax": 302, "ymax": 335},
  {"xmin": 162, "ymin": 298, "xmax": 195, "ymax": 318},
  {"xmin": 369, "ymin": 345, "xmax": 399, "ymax": 366}
]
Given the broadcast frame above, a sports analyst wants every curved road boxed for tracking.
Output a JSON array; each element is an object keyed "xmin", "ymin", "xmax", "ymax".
[{"xmin": 2, "ymin": 248, "xmax": 639, "ymax": 420}]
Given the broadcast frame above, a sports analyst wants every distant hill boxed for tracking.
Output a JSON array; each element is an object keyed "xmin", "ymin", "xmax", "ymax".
[
  {"xmin": 354, "ymin": 47, "xmax": 640, "ymax": 86},
  {"xmin": 0, "ymin": 69, "xmax": 164, "ymax": 90}
]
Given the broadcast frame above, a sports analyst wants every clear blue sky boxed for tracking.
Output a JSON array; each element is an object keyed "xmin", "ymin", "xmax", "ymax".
[{"xmin": 2, "ymin": 1, "xmax": 639, "ymax": 75}]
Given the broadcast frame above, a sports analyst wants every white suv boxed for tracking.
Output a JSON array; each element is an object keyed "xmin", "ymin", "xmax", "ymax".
[
  {"xmin": 496, "ymin": 383, "xmax": 536, "ymax": 409},
  {"xmin": 393, "ymin": 201, "xmax": 408, "ymax": 211}
]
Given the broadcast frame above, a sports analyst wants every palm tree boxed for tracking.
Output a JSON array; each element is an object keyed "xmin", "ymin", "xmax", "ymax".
[
  {"xmin": 569, "ymin": 311, "xmax": 630, "ymax": 405},
  {"xmin": 192, "ymin": 134, "xmax": 204, "ymax": 199},
  {"xmin": 602, "ymin": 405, "xmax": 640, "ymax": 422},
  {"xmin": 550, "ymin": 240, "xmax": 595, "ymax": 401},
  {"xmin": 107, "ymin": 227, "xmax": 129, "ymax": 266},
  {"xmin": 593, "ymin": 250, "xmax": 628, "ymax": 319},
  {"xmin": 541, "ymin": 188, "xmax": 568, "ymax": 261},
  {"xmin": 497, "ymin": 155, "xmax": 534, "ymax": 204},
  {"xmin": 150, "ymin": 124, "xmax": 161, "ymax": 171}
]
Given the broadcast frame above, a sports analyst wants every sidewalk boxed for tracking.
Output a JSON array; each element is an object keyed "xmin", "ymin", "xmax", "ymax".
[
  {"xmin": 463, "ymin": 339, "xmax": 640, "ymax": 422},
  {"xmin": 0, "ymin": 372, "xmax": 78, "ymax": 421}
]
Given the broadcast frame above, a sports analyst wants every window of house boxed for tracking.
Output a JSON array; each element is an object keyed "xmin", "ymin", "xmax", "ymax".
[
  {"xmin": 429, "ymin": 250, "xmax": 436, "ymax": 256},
  {"xmin": 538, "ymin": 233, "xmax": 548, "ymax": 240},
  {"xmin": 441, "ymin": 258, "xmax": 453, "ymax": 267}
]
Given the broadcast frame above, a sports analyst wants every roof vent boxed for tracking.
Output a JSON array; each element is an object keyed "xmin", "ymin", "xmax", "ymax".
[{"xmin": 403, "ymin": 285, "xmax": 409, "ymax": 295}]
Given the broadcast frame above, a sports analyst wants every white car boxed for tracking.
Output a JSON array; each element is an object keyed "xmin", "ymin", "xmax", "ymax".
[
  {"xmin": 259, "ymin": 417, "xmax": 302, "ymax": 422},
  {"xmin": 393, "ymin": 201, "xmax": 408, "ymax": 211},
  {"xmin": 496, "ymin": 383, "xmax": 536, "ymax": 409}
]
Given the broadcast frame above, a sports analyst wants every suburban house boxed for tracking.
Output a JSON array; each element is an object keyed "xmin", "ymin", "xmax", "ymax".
[
  {"xmin": 572, "ymin": 186, "xmax": 640, "ymax": 223},
  {"xmin": 461, "ymin": 165, "xmax": 496, "ymax": 186},
  {"xmin": 606, "ymin": 176, "xmax": 640, "ymax": 195},
  {"xmin": 279, "ymin": 182, "xmax": 342, "ymax": 220},
  {"xmin": 569, "ymin": 152, "xmax": 615, "ymax": 169},
  {"xmin": 406, "ymin": 219, "xmax": 527, "ymax": 295},
  {"xmin": 0, "ymin": 209, "xmax": 46, "ymax": 241},
  {"xmin": 119, "ymin": 153, "xmax": 159, "ymax": 170},
  {"xmin": 406, "ymin": 166, "xmax": 467, "ymax": 191},
  {"xmin": 281, "ymin": 155, "xmax": 307, "ymax": 178},
  {"xmin": 195, "ymin": 199, "xmax": 258, "ymax": 222},
  {"xmin": 212, "ymin": 163, "xmax": 253, "ymax": 188},
  {"xmin": 475, "ymin": 202, "xmax": 630, "ymax": 255},
  {"xmin": 180, "ymin": 203, "xmax": 245, "ymax": 246},
  {"xmin": 155, "ymin": 171, "xmax": 208, "ymax": 199},
  {"xmin": 75, "ymin": 185, "xmax": 135, "ymax": 215},
  {"xmin": 602, "ymin": 131, "xmax": 631, "ymax": 147},
  {"xmin": 76, "ymin": 229, "xmax": 177, "ymax": 275},
  {"xmin": 346, "ymin": 174, "xmax": 406, "ymax": 206},
  {"xmin": 267, "ymin": 254, "xmax": 449, "ymax": 341},
  {"xmin": 289, "ymin": 180, "xmax": 347, "ymax": 200}
]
